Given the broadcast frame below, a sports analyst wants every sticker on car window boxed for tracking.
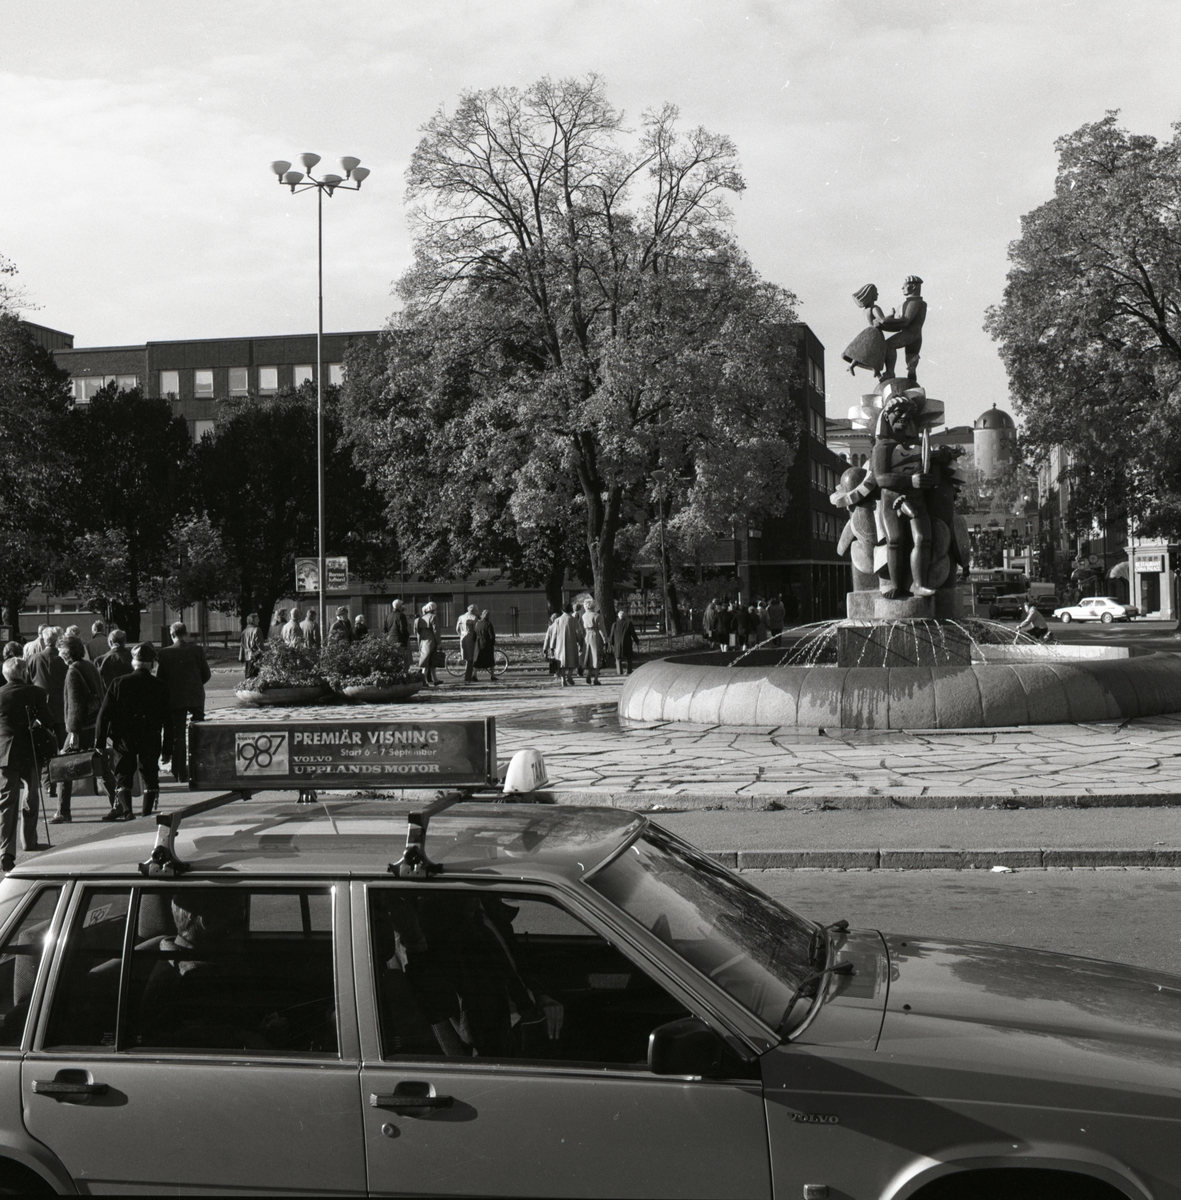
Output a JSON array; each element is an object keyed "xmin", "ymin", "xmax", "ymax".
[
  {"xmin": 236, "ymin": 732, "xmax": 290, "ymax": 776},
  {"xmin": 84, "ymin": 903, "xmax": 113, "ymax": 928}
]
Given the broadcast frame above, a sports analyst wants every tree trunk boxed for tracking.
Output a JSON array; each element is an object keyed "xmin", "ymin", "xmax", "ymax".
[
  {"xmin": 586, "ymin": 485, "xmax": 622, "ymax": 621},
  {"xmin": 3, "ymin": 593, "xmax": 21, "ymax": 641},
  {"xmin": 544, "ymin": 554, "xmax": 566, "ymax": 616},
  {"xmin": 666, "ymin": 577, "xmax": 684, "ymax": 636}
]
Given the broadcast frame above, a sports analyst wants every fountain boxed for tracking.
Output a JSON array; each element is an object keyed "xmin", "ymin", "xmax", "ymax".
[{"xmin": 620, "ymin": 277, "xmax": 1181, "ymax": 729}]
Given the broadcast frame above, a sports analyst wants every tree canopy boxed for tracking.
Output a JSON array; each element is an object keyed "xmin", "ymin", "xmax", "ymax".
[
  {"xmin": 0, "ymin": 313, "xmax": 73, "ymax": 635},
  {"xmin": 63, "ymin": 385, "xmax": 192, "ymax": 639},
  {"xmin": 986, "ymin": 112, "xmax": 1181, "ymax": 540},
  {"xmin": 349, "ymin": 74, "xmax": 801, "ymax": 615}
]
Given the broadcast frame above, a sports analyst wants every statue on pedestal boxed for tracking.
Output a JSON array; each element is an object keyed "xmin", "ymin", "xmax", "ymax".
[{"xmin": 831, "ymin": 284, "xmax": 968, "ymax": 609}]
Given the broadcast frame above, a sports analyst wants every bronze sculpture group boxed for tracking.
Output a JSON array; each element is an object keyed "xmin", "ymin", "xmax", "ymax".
[{"xmin": 832, "ymin": 278, "xmax": 969, "ymax": 604}]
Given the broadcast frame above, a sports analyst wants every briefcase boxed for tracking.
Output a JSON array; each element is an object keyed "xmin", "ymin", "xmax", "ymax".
[{"xmin": 48, "ymin": 750, "xmax": 104, "ymax": 785}]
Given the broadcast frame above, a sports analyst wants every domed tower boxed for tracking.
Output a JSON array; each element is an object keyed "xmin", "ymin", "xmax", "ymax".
[{"xmin": 974, "ymin": 404, "xmax": 1017, "ymax": 479}]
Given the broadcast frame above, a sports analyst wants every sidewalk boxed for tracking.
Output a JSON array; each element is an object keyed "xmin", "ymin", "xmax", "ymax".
[{"xmin": 27, "ymin": 663, "xmax": 1181, "ymax": 873}]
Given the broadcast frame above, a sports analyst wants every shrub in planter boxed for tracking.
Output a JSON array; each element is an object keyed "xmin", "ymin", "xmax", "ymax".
[
  {"xmin": 320, "ymin": 636, "xmax": 414, "ymax": 692},
  {"xmin": 238, "ymin": 640, "xmax": 327, "ymax": 693}
]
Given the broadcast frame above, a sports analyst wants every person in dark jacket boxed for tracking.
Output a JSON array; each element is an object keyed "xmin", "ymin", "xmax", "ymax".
[
  {"xmin": 30, "ymin": 628, "xmax": 67, "ymax": 802},
  {"xmin": 53, "ymin": 636, "xmax": 114, "ymax": 823},
  {"xmin": 0, "ymin": 658, "xmax": 53, "ymax": 870},
  {"xmin": 85, "ymin": 620, "xmax": 109, "ymax": 663},
  {"xmin": 328, "ymin": 606, "xmax": 353, "ymax": 645},
  {"xmin": 353, "ymin": 614, "xmax": 369, "ymax": 641},
  {"xmin": 95, "ymin": 642, "xmax": 173, "ymax": 819},
  {"xmin": 729, "ymin": 601, "xmax": 750, "ymax": 650},
  {"xmin": 96, "ymin": 630, "xmax": 134, "ymax": 687},
  {"xmin": 384, "ymin": 600, "xmax": 410, "ymax": 668},
  {"xmin": 473, "ymin": 611, "xmax": 497, "ymax": 681},
  {"xmin": 156, "ymin": 622, "xmax": 210, "ymax": 785},
  {"xmin": 299, "ymin": 608, "xmax": 321, "ymax": 650},
  {"xmin": 608, "ymin": 609, "xmax": 641, "ymax": 675}
]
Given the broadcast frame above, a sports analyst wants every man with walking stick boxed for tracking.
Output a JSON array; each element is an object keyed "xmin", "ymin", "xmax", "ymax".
[{"xmin": 0, "ymin": 658, "xmax": 54, "ymax": 873}]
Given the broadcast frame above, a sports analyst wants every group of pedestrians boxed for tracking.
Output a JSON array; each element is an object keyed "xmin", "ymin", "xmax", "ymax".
[
  {"xmin": 0, "ymin": 619, "xmax": 210, "ymax": 870},
  {"xmin": 702, "ymin": 595, "xmax": 787, "ymax": 650},
  {"xmin": 542, "ymin": 600, "xmax": 639, "ymax": 687}
]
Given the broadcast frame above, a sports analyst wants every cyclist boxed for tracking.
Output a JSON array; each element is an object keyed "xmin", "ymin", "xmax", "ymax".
[{"xmin": 1015, "ymin": 599, "xmax": 1050, "ymax": 642}]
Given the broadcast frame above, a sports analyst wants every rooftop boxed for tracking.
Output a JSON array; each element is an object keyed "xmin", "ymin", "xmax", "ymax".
[{"xmin": 14, "ymin": 799, "xmax": 643, "ymax": 880}]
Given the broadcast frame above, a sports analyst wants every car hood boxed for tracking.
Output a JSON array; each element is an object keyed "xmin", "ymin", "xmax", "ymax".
[{"xmin": 874, "ymin": 934, "xmax": 1181, "ymax": 1112}]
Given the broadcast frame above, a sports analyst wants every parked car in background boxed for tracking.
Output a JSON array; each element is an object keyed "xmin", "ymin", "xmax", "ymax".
[
  {"xmin": 987, "ymin": 594, "xmax": 1028, "ymax": 620},
  {"xmin": 1053, "ymin": 595, "xmax": 1140, "ymax": 623},
  {"xmin": 0, "ymin": 796, "xmax": 1174, "ymax": 1196}
]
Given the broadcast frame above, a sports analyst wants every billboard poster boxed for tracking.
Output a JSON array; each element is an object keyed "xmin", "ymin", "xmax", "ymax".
[
  {"xmin": 190, "ymin": 719, "xmax": 496, "ymax": 790},
  {"xmin": 295, "ymin": 556, "xmax": 349, "ymax": 593}
]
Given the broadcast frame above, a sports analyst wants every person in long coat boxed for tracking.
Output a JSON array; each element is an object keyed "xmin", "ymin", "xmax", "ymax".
[
  {"xmin": 608, "ymin": 608, "xmax": 641, "ymax": 676},
  {"xmin": 327, "ymin": 606, "xmax": 353, "ymax": 645},
  {"xmin": 456, "ymin": 604, "xmax": 479, "ymax": 684},
  {"xmin": 544, "ymin": 604, "xmax": 581, "ymax": 687},
  {"xmin": 55, "ymin": 635, "xmax": 115, "ymax": 823},
  {"xmin": 0, "ymin": 657, "xmax": 54, "ymax": 868},
  {"xmin": 579, "ymin": 600, "xmax": 607, "ymax": 685},
  {"xmin": 30, "ymin": 629, "xmax": 67, "ymax": 803},
  {"xmin": 473, "ymin": 611, "xmax": 498, "ymax": 682},
  {"xmin": 239, "ymin": 613, "xmax": 263, "ymax": 679},
  {"xmin": 416, "ymin": 602, "xmax": 442, "ymax": 687}
]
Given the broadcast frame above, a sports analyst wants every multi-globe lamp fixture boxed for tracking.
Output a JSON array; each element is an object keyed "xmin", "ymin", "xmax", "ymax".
[{"xmin": 267, "ymin": 154, "xmax": 369, "ymax": 637}]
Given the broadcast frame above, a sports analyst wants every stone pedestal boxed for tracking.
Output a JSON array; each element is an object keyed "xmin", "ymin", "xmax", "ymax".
[{"xmin": 846, "ymin": 588, "xmax": 961, "ymax": 621}]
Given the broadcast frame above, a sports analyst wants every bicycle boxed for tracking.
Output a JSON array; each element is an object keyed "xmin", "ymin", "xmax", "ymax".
[{"xmin": 445, "ymin": 649, "xmax": 510, "ymax": 678}]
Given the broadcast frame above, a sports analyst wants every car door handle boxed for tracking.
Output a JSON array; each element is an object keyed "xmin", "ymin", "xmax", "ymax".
[
  {"xmin": 32, "ymin": 1080, "xmax": 109, "ymax": 1098},
  {"xmin": 370, "ymin": 1084, "xmax": 453, "ymax": 1111}
]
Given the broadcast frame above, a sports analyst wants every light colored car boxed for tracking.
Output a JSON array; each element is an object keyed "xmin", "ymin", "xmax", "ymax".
[
  {"xmin": 1054, "ymin": 595, "xmax": 1139, "ymax": 624},
  {"xmin": 0, "ymin": 798, "xmax": 1175, "ymax": 1197}
]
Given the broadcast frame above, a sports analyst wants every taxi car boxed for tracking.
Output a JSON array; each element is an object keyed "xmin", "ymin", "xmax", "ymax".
[
  {"xmin": 0, "ymin": 797, "xmax": 1175, "ymax": 1198},
  {"xmin": 1053, "ymin": 596, "xmax": 1139, "ymax": 623}
]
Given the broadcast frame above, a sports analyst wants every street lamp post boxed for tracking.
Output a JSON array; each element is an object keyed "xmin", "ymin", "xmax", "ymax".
[
  {"xmin": 652, "ymin": 469, "xmax": 669, "ymax": 637},
  {"xmin": 270, "ymin": 153, "xmax": 369, "ymax": 636}
]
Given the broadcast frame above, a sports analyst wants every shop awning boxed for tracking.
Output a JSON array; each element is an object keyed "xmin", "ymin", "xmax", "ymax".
[{"xmin": 1108, "ymin": 561, "xmax": 1130, "ymax": 581}]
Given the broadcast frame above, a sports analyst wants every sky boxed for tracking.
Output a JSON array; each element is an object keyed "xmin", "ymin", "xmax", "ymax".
[{"xmin": 3, "ymin": 0, "xmax": 1180, "ymax": 429}]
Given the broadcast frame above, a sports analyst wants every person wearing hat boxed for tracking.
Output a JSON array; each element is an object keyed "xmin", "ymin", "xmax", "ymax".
[
  {"xmin": 328, "ymin": 606, "xmax": 353, "ymax": 645},
  {"xmin": 880, "ymin": 275, "xmax": 927, "ymax": 384}
]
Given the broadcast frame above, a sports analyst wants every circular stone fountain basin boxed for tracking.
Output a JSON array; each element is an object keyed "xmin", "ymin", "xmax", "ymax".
[{"xmin": 618, "ymin": 645, "xmax": 1181, "ymax": 729}]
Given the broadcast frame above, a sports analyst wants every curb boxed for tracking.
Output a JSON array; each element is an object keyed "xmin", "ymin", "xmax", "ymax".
[
  {"xmin": 703, "ymin": 848, "xmax": 1181, "ymax": 870},
  {"xmin": 533, "ymin": 790, "xmax": 1181, "ymax": 811}
]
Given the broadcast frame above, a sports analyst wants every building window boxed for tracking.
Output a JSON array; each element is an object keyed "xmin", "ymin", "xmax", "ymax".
[
  {"xmin": 808, "ymin": 359, "xmax": 825, "ymax": 397},
  {"xmin": 228, "ymin": 367, "xmax": 248, "ymax": 395},
  {"xmin": 71, "ymin": 375, "xmax": 138, "ymax": 404},
  {"xmin": 258, "ymin": 366, "xmax": 278, "ymax": 394},
  {"xmin": 194, "ymin": 369, "xmax": 214, "ymax": 397},
  {"xmin": 193, "ymin": 420, "xmax": 216, "ymax": 443},
  {"xmin": 328, "ymin": 363, "xmax": 344, "ymax": 386},
  {"xmin": 160, "ymin": 370, "xmax": 179, "ymax": 397},
  {"xmin": 293, "ymin": 364, "xmax": 314, "ymax": 387}
]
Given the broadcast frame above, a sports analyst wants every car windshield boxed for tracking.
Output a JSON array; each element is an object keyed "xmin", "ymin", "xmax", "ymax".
[{"xmin": 588, "ymin": 826, "xmax": 818, "ymax": 1030}]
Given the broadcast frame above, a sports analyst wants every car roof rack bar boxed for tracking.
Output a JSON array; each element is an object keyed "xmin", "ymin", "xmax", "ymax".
[
  {"xmin": 138, "ymin": 790, "xmax": 252, "ymax": 877},
  {"xmin": 389, "ymin": 789, "xmax": 472, "ymax": 879}
]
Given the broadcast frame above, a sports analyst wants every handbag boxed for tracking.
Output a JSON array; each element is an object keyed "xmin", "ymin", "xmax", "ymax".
[
  {"xmin": 49, "ymin": 750, "xmax": 105, "ymax": 785},
  {"xmin": 431, "ymin": 649, "xmax": 445, "ymax": 668}
]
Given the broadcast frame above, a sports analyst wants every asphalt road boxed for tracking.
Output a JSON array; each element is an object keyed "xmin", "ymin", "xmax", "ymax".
[{"xmin": 751, "ymin": 867, "xmax": 1181, "ymax": 976}]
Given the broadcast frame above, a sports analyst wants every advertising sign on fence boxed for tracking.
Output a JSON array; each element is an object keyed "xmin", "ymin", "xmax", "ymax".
[{"xmin": 190, "ymin": 719, "xmax": 496, "ymax": 790}]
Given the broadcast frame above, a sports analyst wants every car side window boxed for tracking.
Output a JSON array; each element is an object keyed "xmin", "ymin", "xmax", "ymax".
[
  {"xmin": 124, "ymin": 887, "xmax": 338, "ymax": 1056},
  {"xmin": 0, "ymin": 887, "xmax": 62, "ymax": 1048},
  {"xmin": 43, "ymin": 889, "xmax": 131, "ymax": 1051},
  {"xmin": 41, "ymin": 886, "xmax": 338, "ymax": 1057},
  {"xmin": 369, "ymin": 888, "xmax": 689, "ymax": 1067}
]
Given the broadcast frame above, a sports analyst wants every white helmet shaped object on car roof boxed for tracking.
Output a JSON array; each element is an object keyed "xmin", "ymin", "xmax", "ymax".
[{"xmin": 503, "ymin": 748, "xmax": 548, "ymax": 794}]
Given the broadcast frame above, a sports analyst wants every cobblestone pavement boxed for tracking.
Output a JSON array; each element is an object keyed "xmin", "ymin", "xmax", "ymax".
[{"xmin": 206, "ymin": 667, "xmax": 1181, "ymax": 808}]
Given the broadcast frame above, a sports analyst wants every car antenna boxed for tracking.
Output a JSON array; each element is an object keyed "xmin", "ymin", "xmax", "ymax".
[
  {"xmin": 138, "ymin": 790, "xmax": 252, "ymax": 877},
  {"xmin": 389, "ymin": 790, "xmax": 471, "ymax": 879}
]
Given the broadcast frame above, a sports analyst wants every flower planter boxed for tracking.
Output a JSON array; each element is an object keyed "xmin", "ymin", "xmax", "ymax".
[
  {"xmin": 340, "ymin": 683, "xmax": 424, "ymax": 703},
  {"xmin": 236, "ymin": 685, "xmax": 330, "ymax": 706}
]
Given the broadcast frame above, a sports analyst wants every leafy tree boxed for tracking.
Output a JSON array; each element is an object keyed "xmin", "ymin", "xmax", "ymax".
[
  {"xmin": 985, "ymin": 112, "xmax": 1181, "ymax": 541},
  {"xmin": 196, "ymin": 387, "xmax": 395, "ymax": 628},
  {"xmin": 62, "ymin": 385, "xmax": 192, "ymax": 640},
  {"xmin": 160, "ymin": 514, "xmax": 236, "ymax": 615},
  {"xmin": 380, "ymin": 74, "xmax": 801, "ymax": 615},
  {"xmin": 0, "ymin": 314, "xmax": 74, "ymax": 636}
]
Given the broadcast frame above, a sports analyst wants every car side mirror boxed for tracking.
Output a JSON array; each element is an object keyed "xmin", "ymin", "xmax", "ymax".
[{"xmin": 648, "ymin": 1017, "xmax": 730, "ymax": 1077}]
